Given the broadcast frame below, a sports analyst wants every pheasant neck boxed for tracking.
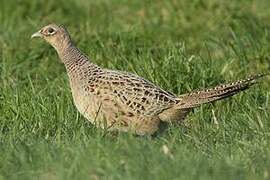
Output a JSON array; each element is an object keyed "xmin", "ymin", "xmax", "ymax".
[
  {"xmin": 57, "ymin": 43, "xmax": 101, "ymax": 83},
  {"xmin": 58, "ymin": 43, "xmax": 87, "ymax": 63}
]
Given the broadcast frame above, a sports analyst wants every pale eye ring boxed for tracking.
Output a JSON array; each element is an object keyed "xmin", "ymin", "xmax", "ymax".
[{"xmin": 48, "ymin": 28, "xmax": 55, "ymax": 34}]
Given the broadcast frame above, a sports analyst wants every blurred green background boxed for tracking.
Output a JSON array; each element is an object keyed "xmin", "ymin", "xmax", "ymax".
[{"xmin": 0, "ymin": 0, "xmax": 270, "ymax": 179}]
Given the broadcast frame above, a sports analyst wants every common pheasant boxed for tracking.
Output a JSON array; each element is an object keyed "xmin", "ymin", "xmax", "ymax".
[{"xmin": 31, "ymin": 24, "xmax": 267, "ymax": 135}]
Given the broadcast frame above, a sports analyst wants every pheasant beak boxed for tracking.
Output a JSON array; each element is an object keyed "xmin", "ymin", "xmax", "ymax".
[{"xmin": 31, "ymin": 31, "xmax": 42, "ymax": 39}]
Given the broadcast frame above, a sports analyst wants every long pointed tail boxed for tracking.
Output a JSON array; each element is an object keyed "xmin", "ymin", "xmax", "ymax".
[{"xmin": 176, "ymin": 73, "xmax": 269, "ymax": 109}]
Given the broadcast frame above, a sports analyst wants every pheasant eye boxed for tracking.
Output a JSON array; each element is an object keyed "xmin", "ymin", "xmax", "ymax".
[{"xmin": 48, "ymin": 28, "xmax": 55, "ymax": 34}]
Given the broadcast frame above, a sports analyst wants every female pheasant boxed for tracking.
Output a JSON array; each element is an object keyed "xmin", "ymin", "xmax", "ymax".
[{"xmin": 31, "ymin": 24, "xmax": 267, "ymax": 135}]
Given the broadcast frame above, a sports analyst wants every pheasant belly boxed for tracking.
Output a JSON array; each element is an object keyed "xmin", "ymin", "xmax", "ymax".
[{"xmin": 71, "ymin": 86, "xmax": 160, "ymax": 135}]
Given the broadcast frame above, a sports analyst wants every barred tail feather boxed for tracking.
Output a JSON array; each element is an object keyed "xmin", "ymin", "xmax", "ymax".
[{"xmin": 176, "ymin": 73, "xmax": 268, "ymax": 109}]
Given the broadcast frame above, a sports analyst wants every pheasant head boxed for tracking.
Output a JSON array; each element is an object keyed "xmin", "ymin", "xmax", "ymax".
[{"xmin": 31, "ymin": 24, "xmax": 72, "ymax": 53}]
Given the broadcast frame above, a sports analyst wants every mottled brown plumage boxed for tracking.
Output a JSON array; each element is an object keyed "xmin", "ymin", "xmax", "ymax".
[{"xmin": 31, "ymin": 24, "xmax": 267, "ymax": 135}]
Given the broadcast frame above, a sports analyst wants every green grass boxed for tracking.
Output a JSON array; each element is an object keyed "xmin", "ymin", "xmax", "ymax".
[{"xmin": 1, "ymin": 0, "xmax": 270, "ymax": 179}]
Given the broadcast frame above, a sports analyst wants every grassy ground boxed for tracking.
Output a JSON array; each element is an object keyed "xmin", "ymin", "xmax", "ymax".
[{"xmin": 1, "ymin": 0, "xmax": 270, "ymax": 179}]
